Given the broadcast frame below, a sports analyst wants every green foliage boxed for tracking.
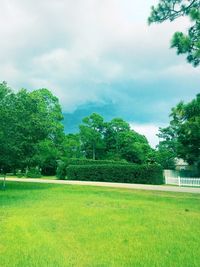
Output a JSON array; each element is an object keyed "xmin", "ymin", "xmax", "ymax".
[
  {"xmin": 0, "ymin": 84, "xmax": 154, "ymax": 173},
  {"xmin": 33, "ymin": 139, "xmax": 61, "ymax": 176},
  {"xmin": 0, "ymin": 81, "xmax": 165, "ymax": 176},
  {"xmin": 56, "ymin": 160, "xmax": 68, "ymax": 179},
  {"xmin": 56, "ymin": 158, "xmax": 128, "ymax": 179},
  {"xmin": 67, "ymin": 164, "xmax": 164, "ymax": 185},
  {"xmin": 66, "ymin": 159, "xmax": 128, "ymax": 166},
  {"xmin": 179, "ymin": 169, "xmax": 199, "ymax": 178},
  {"xmin": 78, "ymin": 113, "xmax": 153, "ymax": 164},
  {"xmin": 158, "ymin": 94, "xmax": 200, "ymax": 172},
  {"xmin": 0, "ymin": 82, "xmax": 64, "ymax": 173},
  {"xmin": 115, "ymin": 130, "xmax": 152, "ymax": 163},
  {"xmin": 148, "ymin": 0, "xmax": 200, "ymax": 66},
  {"xmin": 79, "ymin": 113, "xmax": 106, "ymax": 160},
  {"xmin": 104, "ymin": 118, "xmax": 151, "ymax": 163},
  {"xmin": 154, "ymin": 147, "xmax": 176, "ymax": 170},
  {"xmin": 26, "ymin": 168, "xmax": 42, "ymax": 178},
  {"xmin": 63, "ymin": 134, "xmax": 83, "ymax": 159},
  {"xmin": 16, "ymin": 171, "xmax": 25, "ymax": 178}
]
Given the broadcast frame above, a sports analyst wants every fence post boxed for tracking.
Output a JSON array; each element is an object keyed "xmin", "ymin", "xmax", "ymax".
[{"xmin": 178, "ymin": 176, "xmax": 181, "ymax": 187}]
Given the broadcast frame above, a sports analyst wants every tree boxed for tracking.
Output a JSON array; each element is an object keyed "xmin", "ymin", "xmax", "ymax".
[
  {"xmin": 154, "ymin": 144, "xmax": 176, "ymax": 169},
  {"xmin": 148, "ymin": 0, "xmax": 200, "ymax": 66},
  {"xmin": 63, "ymin": 134, "xmax": 83, "ymax": 159},
  {"xmin": 158, "ymin": 94, "xmax": 200, "ymax": 172},
  {"xmin": 14, "ymin": 88, "xmax": 64, "ymax": 170},
  {"xmin": 32, "ymin": 139, "xmax": 61, "ymax": 175},
  {"xmin": 30, "ymin": 88, "xmax": 64, "ymax": 146},
  {"xmin": 104, "ymin": 118, "xmax": 130, "ymax": 159},
  {"xmin": 117, "ymin": 130, "xmax": 152, "ymax": 163},
  {"xmin": 79, "ymin": 114, "xmax": 152, "ymax": 163},
  {"xmin": 79, "ymin": 113, "xmax": 106, "ymax": 160},
  {"xmin": 104, "ymin": 118, "xmax": 152, "ymax": 163},
  {"xmin": 0, "ymin": 82, "xmax": 16, "ymax": 171},
  {"xmin": 0, "ymin": 83, "xmax": 65, "ymax": 172}
]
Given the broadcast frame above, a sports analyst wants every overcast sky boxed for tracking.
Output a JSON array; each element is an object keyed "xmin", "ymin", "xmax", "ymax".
[{"xmin": 1, "ymin": 0, "xmax": 200, "ymax": 147}]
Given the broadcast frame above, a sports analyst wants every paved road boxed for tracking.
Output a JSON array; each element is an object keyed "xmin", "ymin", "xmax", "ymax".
[{"xmin": 1, "ymin": 177, "xmax": 200, "ymax": 194}]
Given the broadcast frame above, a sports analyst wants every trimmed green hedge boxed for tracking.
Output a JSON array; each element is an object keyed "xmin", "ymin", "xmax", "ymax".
[
  {"xmin": 67, "ymin": 158, "xmax": 128, "ymax": 166},
  {"xmin": 66, "ymin": 164, "xmax": 164, "ymax": 185},
  {"xmin": 56, "ymin": 158, "xmax": 128, "ymax": 179}
]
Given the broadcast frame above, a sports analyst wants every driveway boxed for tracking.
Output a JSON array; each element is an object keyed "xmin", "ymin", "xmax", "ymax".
[{"xmin": 1, "ymin": 177, "xmax": 200, "ymax": 194}]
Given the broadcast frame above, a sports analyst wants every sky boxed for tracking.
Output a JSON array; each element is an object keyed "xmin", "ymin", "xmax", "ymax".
[{"xmin": 1, "ymin": 0, "xmax": 200, "ymax": 147}]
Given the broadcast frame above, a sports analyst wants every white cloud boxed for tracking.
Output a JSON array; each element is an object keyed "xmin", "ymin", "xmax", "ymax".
[{"xmin": 0, "ymin": 0, "xmax": 199, "ymax": 124}]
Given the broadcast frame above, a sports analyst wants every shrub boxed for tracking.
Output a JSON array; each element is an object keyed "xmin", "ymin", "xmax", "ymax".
[
  {"xmin": 41, "ymin": 158, "xmax": 58, "ymax": 176},
  {"xmin": 179, "ymin": 169, "xmax": 199, "ymax": 178},
  {"xmin": 26, "ymin": 168, "xmax": 42, "ymax": 178},
  {"xmin": 56, "ymin": 158, "xmax": 128, "ymax": 179},
  {"xmin": 16, "ymin": 171, "xmax": 25, "ymax": 178},
  {"xmin": 6, "ymin": 172, "xmax": 14, "ymax": 176},
  {"xmin": 56, "ymin": 160, "xmax": 66, "ymax": 179},
  {"xmin": 66, "ymin": 158, "xmax": 128, "ymax": 166},
  {"xmin": 67, "ymin": 164, "xmax": 164, "ymax": 185}
]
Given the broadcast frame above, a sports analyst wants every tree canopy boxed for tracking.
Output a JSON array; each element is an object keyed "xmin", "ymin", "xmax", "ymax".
[
  {"xmin": 0, "ymin": 83, "xmax": 155, "ymax": 174},
  {"xmin": 0, "ymin": 82, "xmax": 64, "ymax": 173},
  {"xmin": 2, "ymin": 83, "xmax": 199, "ymax": 175},
  {"xmin": 79, "ymin": 113, "xmax": 153, "ymax": 163},
  {"xmin": 158, "ymin": 94, "xmax": 200, "ymax": 172},
  {"xmin": 148, "ymin": 0, "xmax": 200, "ymax": 66},
  {"xmin": 79, "ymin": 113, "xmax": 106, "ymax": 160}
]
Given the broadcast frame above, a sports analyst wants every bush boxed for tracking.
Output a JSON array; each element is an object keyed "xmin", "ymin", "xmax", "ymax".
[
  {"xmin": 56, "ymin": 158, "xmax": 128, "ymax": 179},
  {"xmin": 67, "ymin": 164, "xmax": 164, "ymax": 185},
  {"xmin": 26, "ymin": 168, "xmax": 42, "ymax": 178},
  {"xmin": 67, "ymin": 158, "xmax": 128, "ymax": 166},
  {"xmin": 16, "ymin": 171, "xmax": 25, "ymax": 178},
  {"xmin": 179, "ymin": 169, "xmax": 199, "ymax": 178},
  {"xmin": 41, "ymin": 158, "xmax": 58, "ymax": 176},
  {"xmin": 6, "ymin": 172, "xmax": 15, "ymax": 177},
  {"xmin": 56, "ymin": 160, "xmax": 66, "ymax": 179}
]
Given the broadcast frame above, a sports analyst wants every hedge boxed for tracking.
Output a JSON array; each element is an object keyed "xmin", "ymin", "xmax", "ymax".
[
  {"xmin": 56, "ymin": 158, "xmax": 128, "ymax": 179},
  {"xmin": 66, "ymin": 158, "xmax": 128, "ymax": 166},
  {"xmin": 66, "ymin": 164, "xmax": 164, "ymax": 185}
]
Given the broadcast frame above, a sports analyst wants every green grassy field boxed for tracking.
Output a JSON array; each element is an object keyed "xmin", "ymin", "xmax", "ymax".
[{"xmin": 0, "ymin": 182, "xmax": 200, "ymax": 267}]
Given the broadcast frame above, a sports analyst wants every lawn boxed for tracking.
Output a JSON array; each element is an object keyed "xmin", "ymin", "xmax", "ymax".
[{"xmin": 0, "ymin": 182, "xmax": 200, "ymax": 267}]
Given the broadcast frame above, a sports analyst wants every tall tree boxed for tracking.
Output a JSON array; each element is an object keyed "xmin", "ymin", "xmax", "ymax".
[
  {"xmin": 0, "ymin": 82, "xmax": 16, "ymax": 171},
  {"xmin": 155, "ymin": 143, "xmax": 176, "ymax": 169},
  {"xmin": 148, "ymin": 0, "xmax": 200, "ymax": 66},
  {"xmin": 105, "ymin": 118, "xmax": 152, "ymax": 163},
  {"xmin": 0, "ymin": 84, "xmax": 64, "ymax": 172},
  {"xmin": 158, "ymin": 94, "xmax": 200, "ymax": 172},
  {"xmin": 104, "ymin": 118, "xmax": 130, "ymax": 158},
  {"xmin": 79, "ymin": 113, "xmax": 106, "ymax": 160},
  {"xmin": 117, "ymin": 130, "xmax": 152, "ymax": 164}
]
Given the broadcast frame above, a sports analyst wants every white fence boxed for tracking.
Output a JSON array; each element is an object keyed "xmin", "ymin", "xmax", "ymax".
[{"xmin": 165, "ymin": 177, "xmax": 200, "ymax": 187}]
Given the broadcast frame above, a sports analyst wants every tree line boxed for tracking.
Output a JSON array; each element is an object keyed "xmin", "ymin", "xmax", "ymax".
[{"xmin": 0, "ymin": 82, "xmax": 199, "ymax": 175}]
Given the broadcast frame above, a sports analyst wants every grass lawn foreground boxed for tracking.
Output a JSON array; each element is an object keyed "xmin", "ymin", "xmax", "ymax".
[{"xmin": 0, "ymin": 182, "xmax": 200, "ymax": 267}]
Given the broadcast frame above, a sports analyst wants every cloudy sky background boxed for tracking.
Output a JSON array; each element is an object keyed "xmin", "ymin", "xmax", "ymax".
[{"xmin": 1, "ymin": 0, "xmax": 200, "ymax": 147}]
